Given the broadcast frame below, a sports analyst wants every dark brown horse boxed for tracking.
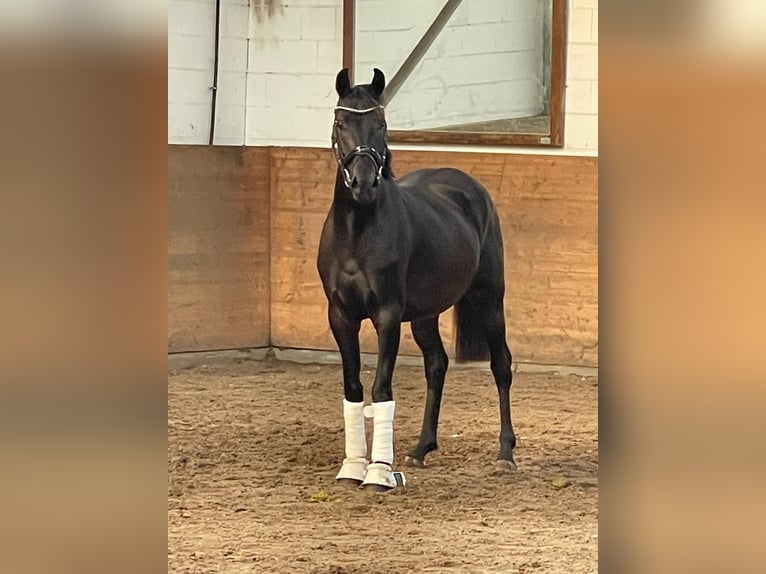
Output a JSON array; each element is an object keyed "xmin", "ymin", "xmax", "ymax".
[{"xmin": 317, "ymin": 68, "xmax": 516, "ymax": 491}]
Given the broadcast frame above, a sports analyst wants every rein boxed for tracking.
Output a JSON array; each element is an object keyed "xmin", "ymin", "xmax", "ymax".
[{"xmin": 331, "ymin": 105, "xmax": 388, "ymax": 189}]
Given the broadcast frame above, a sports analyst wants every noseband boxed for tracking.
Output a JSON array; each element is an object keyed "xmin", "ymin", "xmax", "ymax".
[{"xmin": 332, "ymin": 105, "xmax": 388, "ymax": 189}]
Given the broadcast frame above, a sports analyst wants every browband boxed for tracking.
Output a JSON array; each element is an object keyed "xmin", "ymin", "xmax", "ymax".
[{"xmin": 334, "ymin": 105, "xmax": 385, "ymax": 114}]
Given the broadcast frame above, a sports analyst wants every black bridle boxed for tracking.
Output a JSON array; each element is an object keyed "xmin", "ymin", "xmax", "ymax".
[{"xmin": 331, "ymin": 105, "xmax": 388, "ymax": 189}]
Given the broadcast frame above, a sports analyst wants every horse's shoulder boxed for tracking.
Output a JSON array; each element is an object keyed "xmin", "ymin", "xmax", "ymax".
[
  {"xmin": 395, "ymin": 168, "xmax": 492, "ymax": 234},
  {"xmin": 396, "ymin": 168, "xmax": 436, "ymax": 190}
]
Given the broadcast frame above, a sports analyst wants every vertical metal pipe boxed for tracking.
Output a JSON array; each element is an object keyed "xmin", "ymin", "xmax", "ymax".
[{"xmin": 209, "ymin": 0, "xmax": 222, "ymax": 145}]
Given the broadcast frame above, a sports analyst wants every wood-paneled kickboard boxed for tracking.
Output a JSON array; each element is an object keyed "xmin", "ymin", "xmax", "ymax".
[
  {"xmin": 168, "ymin": 145, "xmax": 270, "ymax": 351},
  {"xmin": 169, "ymin": 145, "xmax": 598, "ymax": 367}
]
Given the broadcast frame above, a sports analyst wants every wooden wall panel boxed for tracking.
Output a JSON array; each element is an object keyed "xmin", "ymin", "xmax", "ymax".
[
  {"xmin": 269, "ymin": 147, "xmax": 597, "ymax": 367},
  {"xmin": 168, "ymin": 144, "xmax": 596, "ymax": 366},
  {"xmin": 168, "ymin": 145, "xmax": 270, "ymax": 352}
]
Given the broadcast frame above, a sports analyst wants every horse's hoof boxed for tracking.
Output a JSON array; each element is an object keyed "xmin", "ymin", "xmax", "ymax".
[
  {"xmin": 494, "ymin": 459, "xmax": 518, "ymax": 473},
  {"xmin": 335, "ymin": 478, "xmax": 363, "ymax": 487},
  {"xmin": 335, "ymin": 457, "xmax": 368, "ymax": 484},
  {"xmin": 361, "ymin": 462, "xmax": 402, "ymax": 491},
  {"xmin": 404, "ymin": 455, "xmax": 425, "ymax": 468}
]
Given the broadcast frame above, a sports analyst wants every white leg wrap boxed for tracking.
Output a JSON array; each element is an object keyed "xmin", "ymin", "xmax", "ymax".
[
  {"xmin": 362, "ymin": 400, "xmax": 400, "ymax": 490},
  {"xmin": 370, "ymin": 400, "xmax": 395, "ymax": 464},
  {"xmin": 343, "ymin": 399, "xmax": 367, "ymax": 459},
  {"xmin": 335, "ymin": 399, "xmax": 367, "ymax": 483}
]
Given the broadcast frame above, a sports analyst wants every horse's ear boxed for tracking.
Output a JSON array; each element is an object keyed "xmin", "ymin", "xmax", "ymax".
[
  {"xmin": 370, "ymin": 68, "xmax": 385, "ymax": 100},
  {"xmin": 336, "ymin": 68, "xmax": 352, "ymax": 98}
]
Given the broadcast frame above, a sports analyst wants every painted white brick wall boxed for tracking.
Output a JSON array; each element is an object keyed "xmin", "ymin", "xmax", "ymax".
[
  {"xmin": 168, "ymin": 0, "xmax": 215, "ymax": 144},
  {"xmin": 355, "ymin": 0, "xmax": 544, "ymax": 130},
  {"xmin": 168, "ymin": 0, "xmax": 249, "ymax": 145},
  {"xmin": 565, "ymin": 0, "xmax": 598, "ymax": 152},
  {"xmin": 168, "ymin": 0, "xmax": 598, "ymax": 155},
  {"xmin": 245, "ymin": 1, "xmax": 342, "ymax": 146},
  {"xmin": 214, "ymin": 0, "xmax": 250, "ymax": 145}
]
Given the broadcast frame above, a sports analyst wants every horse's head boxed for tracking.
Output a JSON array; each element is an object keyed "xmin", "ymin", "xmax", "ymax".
[{"xmin": 332, "ymin": 68, "xmax": 390, "ymax": 205}]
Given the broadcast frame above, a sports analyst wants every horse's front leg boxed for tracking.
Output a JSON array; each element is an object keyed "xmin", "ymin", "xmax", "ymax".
[
  {"xmin": 362, "ymin": 305, "xmax": 403, "ymax": 491},
  {"xmin": 328, "ymin": 304, "xmax": 367, "ymax": 485}
]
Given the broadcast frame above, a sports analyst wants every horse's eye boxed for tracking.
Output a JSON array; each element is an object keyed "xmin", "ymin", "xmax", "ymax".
[
  {"xmin": 334, "ymin": 120, "xmax": 343, "ymax": 128},
  {"xmin": 380, "ymin": 123, "xmax": 387, "ymax": 130}
]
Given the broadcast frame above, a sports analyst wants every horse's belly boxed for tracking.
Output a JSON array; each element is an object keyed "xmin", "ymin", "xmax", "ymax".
[
  {"xmin": 403, "ymin": 262, "xmax": 477, "ymax": 320},
  {"xmin": 402, "ymin": 227, "xmax": 481, "ymax": 320}
]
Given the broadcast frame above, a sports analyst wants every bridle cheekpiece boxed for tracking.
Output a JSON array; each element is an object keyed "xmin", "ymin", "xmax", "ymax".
[{"xmin": 332, "ymin": 104, "xmax": 387, "ymax": 189}]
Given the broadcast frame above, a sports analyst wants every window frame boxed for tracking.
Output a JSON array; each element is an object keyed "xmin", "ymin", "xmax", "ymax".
[{"xmin": 342, "ymin": 0, "xmax": 568, "ymax": 147}]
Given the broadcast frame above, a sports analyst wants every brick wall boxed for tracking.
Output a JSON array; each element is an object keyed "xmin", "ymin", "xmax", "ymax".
[
  {"xmin": 168, "ymin": 0, "xmax": 250, "ymax": 145},
  {"xmin": 246, "ymin": 0, "xmax": 342, "ymax": 146},
  {"xmin": 168, "ymin": 0, "xmax": 215, "ymax": 144},
  {"xmin": 565, "ymin": 0, "xmax": 598, "ymax": 151},
  {"xmin": 168, "ymin": 0, "xmax": 599, "ymax": 155}
]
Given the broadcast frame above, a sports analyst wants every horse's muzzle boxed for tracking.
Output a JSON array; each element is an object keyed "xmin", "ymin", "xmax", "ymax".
[
  {"xmin": 351, "ymin": 184, "xmax": 376, "ymax": 205},
  {"xmin": 334, "ymin": 141, "xmax": 386, "ymax": 196},
  {"xmin": 347, "ymin": 155, "xmax": 381, "ymax": 204}
]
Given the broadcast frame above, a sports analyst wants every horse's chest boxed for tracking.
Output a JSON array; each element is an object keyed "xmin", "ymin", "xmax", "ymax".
[
  {"xmin": 337, "ymin": 259, "xmax": 371, "ymax": 297},
  {"xmin": 332, "ymin": 259, "xmax": 378, "ymax": 317}
]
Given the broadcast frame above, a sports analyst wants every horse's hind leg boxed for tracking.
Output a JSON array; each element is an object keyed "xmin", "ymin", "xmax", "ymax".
[
  {"xmin": 482, "ymin": 294, "xmax": 517, "ymax": 471},
  {"xmin": 404, "ymin": 316, "xmax": 448, "ymax": 467}
]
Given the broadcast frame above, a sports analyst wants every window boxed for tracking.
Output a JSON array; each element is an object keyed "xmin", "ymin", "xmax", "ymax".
[{"xmin": 343, "ymin": 0, "xmax": 567, "ymax": 146}]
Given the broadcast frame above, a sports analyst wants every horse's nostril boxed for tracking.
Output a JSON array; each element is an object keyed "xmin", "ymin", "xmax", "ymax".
[{"xmin": 351, "ymin": 175, "xmax": 359, "ymax": 188}]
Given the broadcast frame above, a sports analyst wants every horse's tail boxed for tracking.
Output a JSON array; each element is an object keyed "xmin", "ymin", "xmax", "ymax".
[{"xmin": 454, "ymin": 297, "xmax": 490, "ymax": 363}]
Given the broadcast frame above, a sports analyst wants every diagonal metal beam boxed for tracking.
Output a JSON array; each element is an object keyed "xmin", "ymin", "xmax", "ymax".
[{"xmin": 381, "ymin": 0, "xmax": 465, "ymax": 105}]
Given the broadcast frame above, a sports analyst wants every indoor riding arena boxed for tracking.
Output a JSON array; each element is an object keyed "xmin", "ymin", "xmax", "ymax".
[{"xmin": 169, "ymin": 1, "xmax": 598, "ymax": 573}]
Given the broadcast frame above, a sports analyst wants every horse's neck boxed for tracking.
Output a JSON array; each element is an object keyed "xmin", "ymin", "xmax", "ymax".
[
  {"xmin": 332, "ymin": 193, "xmax": 374, "ymax": 241},
  {"xmin": 332, "ymin": 170, "xmax": 350, "ymax": 204}
]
